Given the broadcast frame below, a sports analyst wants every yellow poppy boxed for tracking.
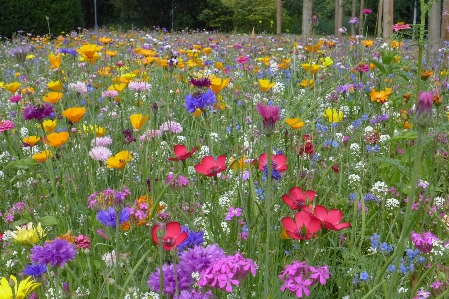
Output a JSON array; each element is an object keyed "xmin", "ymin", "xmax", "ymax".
[
  {"xmin": 230, "ymin": 156, "xmax": 248, "ymax": 171},
  {"xmin": 47, "ymin": 132, "xmax": 69, "ymax": 148},
  {"xmin": 43, "ymin": 92, "xmax": 63, "ymax": 104},
  {"xmin": 215, "ymin": 61, "xmax": 223, "ymax": 70},
  {"xmin": 0, "ymin": 275, "xmax": 41, "ymax": 299},
  {"xmin": 259, "ymin": 79, "xmax": 275, "ymax": 92},
  {"xmin": 304, "ymin": 40, "xmax": 323, "ymax": 53},
  {"xmin": 21, "ymin": 87, "xmax": 35, "ymax": 95},
  {"xmin": 130, "ymin": 114, "xmax": 149, "ymax": 131},
  {"xmin": 5, "ymin": 82, "xmax": 21, "ymax": 93},
  {"xmin": 77, "ymin": 44, "xmax": 103, "ymax": 63},
  {"xmin": 47, "ymin": 80, "xmax": 63, "ymax": 91},
  {"xmin": 301, "ymin": 63, "xmax": 321, "ymax": 74},
  {"xmin": 106, "ymin": 50, "xmax": 117, "ymax": 57},
  {"xmin": 285, "ymin": 118, "xmax": 305, "ymax": 130},
  {"xmin": 299, "ymin": 79, "xmax": 315, "ymax": 88},
  {"xmin": 108, "ymin": 83, "xmax": 127, "ymax": 93},
  {"xmin": 361, "ymin": 40, "xmax": 374, "ymax": 47},
  {"xmin": 62, "ymin": 107, "xmax": 86, "ymax": 123},
  {"xmin": 49, "ymin": 53, "xmax": 61, "ymax": 69},
  {"xmin": 42, "ymin": 119, "xmax": 57, "ymax": 133},
  {"xmin": 32, "ymin": 150, "xmax": 51, "ymax": 162},
  {"xmin": 324, "ymin": 108, "xmax": 344, "ymax": 123},
  {"xmin": 210, "ymin": 76, "xmax": 230, "ymax": 94},
  {"xmin": 203, "ymin": 47, "xmax": 212, "ymax": 55},
  {"xmin": 99, "ymin": 37, "xmax": 114, "ymax": 44},
  {"xmin": 107, "ymin": 151, "xmax": 133, "ymax": 169},
  {"xmin": 22, "ymin": 136, "xmax": 40, "ymax": 147},
  {"xmin": 82, "ymin": 125, "xmax": 106, "ymax": 137}
]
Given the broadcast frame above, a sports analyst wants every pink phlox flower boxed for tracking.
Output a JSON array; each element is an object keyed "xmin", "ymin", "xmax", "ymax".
[
  {"xmin": 217, "ymin": 272, "xmax": 239, "ymax": 292},
  {"xmin": 225, "ymin": 207, "xmax": 242, "ymax": 220},
  {"xmin": 134, "ymin": 210, "xmax": 147, "ymax": 220},
  {"xmin": 309, "ymin": 265, "xmax": 330, "ymax": 285},
  {"xmin": 294, "ymin": 276, "xmax": 312, "ymax": 298}
]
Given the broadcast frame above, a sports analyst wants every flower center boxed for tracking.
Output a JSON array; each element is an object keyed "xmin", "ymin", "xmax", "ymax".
[
  {"xmin": 163, "ymin": 237, "xmax": 175, "ymax": 247},
  {"xmin": 207, "ymin": 166, "xmax": 220, "ymax": 176}
]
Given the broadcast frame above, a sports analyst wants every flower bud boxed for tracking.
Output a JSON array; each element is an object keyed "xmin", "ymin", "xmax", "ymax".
[
  {"xmin": 156, "ymin": 223, "xmax": 166, "ymax": 240},
  {"xmin": 311, "ymin": 15, "xmax": 319, "ymax": 27},
  {"xmin": 415, "ymin": 92, "xmax": 433, "ymax": 128}
]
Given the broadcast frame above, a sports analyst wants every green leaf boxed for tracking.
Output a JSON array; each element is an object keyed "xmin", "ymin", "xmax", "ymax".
[
  {"xmin": 38, "ymin": 215, "xmax": 59, "ymax": 227},
  {"xmin": 373, "ymin": 157, "xmax": 408, "ymax": 177},
  {"xmin": 385, "ymin": 131, "xmax": 418, "ymax": 142},
  {"xmin": 5, "ymin": 157, "xmax": 40, "ymax": 170},
  {"xmin": 370, "ymin": 60, "xmax": 387, "ymax": 74}
]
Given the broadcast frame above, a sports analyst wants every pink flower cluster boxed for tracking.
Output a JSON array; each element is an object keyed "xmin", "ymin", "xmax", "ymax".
[
  {"xmin": 0, "ymin": 120, "xmax": 14, "ymax": 133},
  {"xmin": 411, "ymin": 231, "xmax": 439, "ymax": 254},
  {"xmin": 393, "ymin": 22, "xmax": 411, "ymax": 32},
  {"xmin": 279, "ymin": 261, "xmax": 330, "ymax": 298},
  {"xmin": 197, "ymin": 253, "xmax": 257, "ymax": 292}
]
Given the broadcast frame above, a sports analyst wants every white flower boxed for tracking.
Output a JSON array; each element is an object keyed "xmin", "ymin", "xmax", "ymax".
[
  {"xmin": 386, "ymin": 198, "xmax": 399, "ymax": 209},
  {"xmin": 348, "ymin": 174, "xmax": 361, "ymax": 184},
  {"xmin": 364, "ymin": 126, "xmax": 374, "ymax": 133},
  {"xmin": 379, "ymin": 134, "xmax": 390, "ymax": 142}
]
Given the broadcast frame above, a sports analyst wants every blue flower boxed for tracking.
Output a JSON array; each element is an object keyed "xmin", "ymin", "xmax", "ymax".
[
  {"xmin": 177, "ymin": 226, "xmax": 204, "ymax": 252},
  {"xmin": 359, "ymin": 272, "xmax": 369, "ymax": 281},
  {"xmin": 184, "ymin": 90, "xmax": 216, "ymax": 113},
  {"xmin": 97, "ymin": 207, "xmax": 130, "ymax": 228},
  {"xmin": 23, "ymin": 263, "xmax": 47, "ymax": 278}
]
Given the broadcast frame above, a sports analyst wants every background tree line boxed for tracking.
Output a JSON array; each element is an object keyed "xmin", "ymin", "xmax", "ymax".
[{"xmin": 0, "ymin": 0, "xmax": 417, "ymax": 37}]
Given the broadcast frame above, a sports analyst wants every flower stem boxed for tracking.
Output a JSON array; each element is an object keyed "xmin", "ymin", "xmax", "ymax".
[
  {"xmin": 263, "ymin": 134, "xmax": 273, "ymax": 297},
  {"xmin": 158, "ymin": 235, "xmax": 164, "ymax": 298}
]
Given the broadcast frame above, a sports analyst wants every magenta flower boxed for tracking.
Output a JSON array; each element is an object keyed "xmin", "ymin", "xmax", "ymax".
[
  {"xmin": 362, "ymin": 8, "xmax": 372, "ymax": 15},
  {"xmin": 393, "ymin": 22, "xmax": 411, "ymax": 31},
  {"xmin": 0, "ymin": 120, "xmax": 14, "ymax": 133},
  {"xmin": 225, "ymin": 207, "xmax": 242, "ymax": 220},
  {"xmin": 256, "ymin": 102, "xmax": 280, "ymax": 135},
  {"xmin": 9, "ymin": 94, "xmax": 22, "ymax": 103},
  {"xmin": 411, "ymin": 231, "xmax": 439, "ymax": 254},
  {"xmin": 415, "ymin": 91, "xmax": 433, "ymax": 128}
]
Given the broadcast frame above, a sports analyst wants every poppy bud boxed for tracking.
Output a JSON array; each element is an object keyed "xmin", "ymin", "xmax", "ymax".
[
  {"xmin": 156, "ymin": 223, "xmax": 166, "ymax": 239},
  {"xmin": 415, "ymin": 92, "xmax": 433, "ymax": 128}
]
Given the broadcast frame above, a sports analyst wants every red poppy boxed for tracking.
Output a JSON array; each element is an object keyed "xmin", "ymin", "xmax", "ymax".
[
  {"xmin": 258, "ymin": 153, "xmax": 288, "ymax": 172},
  {"xmin": 282, "ymin": 187, "xmax": 316, "ymax": 210},
  {"xmin": 194, "ymin": 155, "xmax": 227, "ymax": 177},
  {"xmin": 152, "ymin": 222, "xmax": 188, "ymax": 251},
  {"xmin": 312, "ymin": 205, "xmax": 351, "ymax": 231},
  {"xmin": 281, "ymin": 211, "xmax": 321, "ymax": 240},
  {"xmin": 168, "ymin": 144, "xmax": 197, "ymax": 161}
]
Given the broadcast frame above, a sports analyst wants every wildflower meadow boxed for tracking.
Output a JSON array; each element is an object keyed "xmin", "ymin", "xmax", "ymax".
[{"xmin": 1, "ymin": 6, "xmax": 449, "ymax": 299}]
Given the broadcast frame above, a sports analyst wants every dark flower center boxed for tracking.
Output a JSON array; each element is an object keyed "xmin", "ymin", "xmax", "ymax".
[
  {"xmin": 163, "ymin": 237, "xmax": 176, "ymax": 247},
  {"xmin": 207, "ymin": 166, "xmax": 221, "ymax": 176}
]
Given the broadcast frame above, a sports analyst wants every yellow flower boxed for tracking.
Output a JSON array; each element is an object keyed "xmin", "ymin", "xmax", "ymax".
[
  {"xmin": 119, "ymin": 73, "xmax": 136, "ymax": 84},
  {"xmin": 285, "ymin": 117, "xmax": 304, "ymax": 130},
  {"xmin": 202, "ymin": 47, "xmax": 212, "ymax": 55},
  {"xmin": 32, "ymin": 150, "xmax": 52, "ymax": 162},
  {"xmin": 9, "ymin": 222, "xmax": 45, "ymax": 245},
  {"xmin": 5, "ymin": 82, "xmax": 21, "ymax": 93},
  {"xmin": 304, "ymin": 40, "xmax": 323, "ymax": 53},
  {"xmin": 107, "ymin": 151, "xmax": 133, "ymax": 169},
  {"xmin": 370, "ymin": 88, "xmax": 391, "ymax": 104},
  {"xmin": 209, "ymin": 76, "xmax": 230, "ymax": 94},
  {"xmin": 320, "ymin": 57, "xmax": 333, "ymax": 67},
  {"xmin": 22, "ymin": 136, "xmax": 40, "ymax": 147},
  {"xmin": 43, "ymin": 92, "xmax": 63, "ymax": 104},
  {"xmin": 259, "ymin": 79, "xmax": 275, "ymax": 92},
  {"xmin": 47, "ymin": 80, "xmax": 63, "ymax": 91},
  {"xmin": 47, "ymin": 132, "xmax": 69, "ymax": 148},
  {"xmin": 62, "ymin": 107, "xmax": 86, "ymax": 123},
  {"xmin": 301, "ymin": 63, "xmax": 321, "ymax": 74},
  {"xmin": 130, "ymin": 114, "xmax": 149, "ymax": 131},
  {"xmin": 230, "ymin": 156, "xmax": 248, "ymax": 171},
  {"xmin": 77, "ymin": 44, "xmax": 103, "ymax": 63},
  {"xmin": 0, "ymin": 275, "xmax": 41, "ymax": 299},
  {"xmin": 215, "ymin": 62, "xmax": 223, "ymax": 70},
  {"xmin": 324, "ymin": 108, "xmax": 343, "ymax": 123},
  {"xmin": 108, "ymin": 83, "xmax": 127, "ymax": 93},
  {"xmin": 49, "ymin": 53, "xmax": 61, "ymax": 69},
  {"xmin": 391, "ymin": 40, "xmax": 402, "ymax": 49},
  {"xmin": 106, "ymin": 50, "xmax": 117, "ymax": 57},
  {"xmin": 99, "ymin": 37, "xmax": 114, "ymax": 44},
  {"xmin": 42, "ymin": 119, "xmax": 57, "ymax": 133},
  {"xmin": 361, "ymin": 40, "xmax": 374, "ymax": 47},
  {"xmin": 299, "ymin": 79, "xmax": 315, "ymax": 88}
]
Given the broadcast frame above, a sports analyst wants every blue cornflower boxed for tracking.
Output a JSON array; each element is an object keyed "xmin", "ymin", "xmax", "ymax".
[
  {"xmin": 177, "ymin": 226, "xmax": 204, "ymax": 252},
  {"xmin": 23, "ymin": 263, "xmax": 47, "ymax": 278},
  {"xmin": 399, "ymin": 262, "xmax": 408, "ymax": 274},
  {"xmin": 263, "ymin": 163, "xmax": 282, "ymax": 181},
  {"xmin": 370, "ymin": 233, "xmax": 380, "ymax": 249},
  {"xmin": 332, "ymin": 140, "xmax": 339, "ymax": 147},
  {"xmin": 387, "ymin": 264, "xmax": 395, "ymax": 272},
  {"xmin": 359, "ymin": 272, "xmax": 369, "ymax": 281},
  {"xmin": 184, "ymin": 90, "xmax": 216, "ymax": 113},
  {"xmin": 349, "ymin": 193, "xmax": 357, "ymax": 200},
  {"xmin": 324, "ymin": 140, "xmax": 332, "ymax": 147},
  {"xmin": 97, "ymin": 207, "xmax": 130, "ymax": 228}
]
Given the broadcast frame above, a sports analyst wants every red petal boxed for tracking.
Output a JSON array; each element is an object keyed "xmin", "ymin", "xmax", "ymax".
[
  {"xmin": 168, "ymin": 157, "xmax": 180, "ymax": 161},
  {"xmin": 281, "ymin": 217, "xmax": 297, "ymax": 232},
  {"xmin": 258, "ymin": 153, "xmax": 267, "ymax": 171},
  {"xmin": 175, "ymin": 231, "xmax": 188, "ymax": 246},
  {"xmin": 165, "ymin": 222, "xmax": 181, "ymax": 238},
  {"xmin": 273, "ymin": 154, "xmax": 287, "ymax": 166},
  {"xmin": 313, "ymin": 205, "xmax": 328, "ymax": 222},
  {"xmin": 173, "ymin": 144, "xmax": 187, "ymax": 157},
  {"xmin": 216, "ymin": 155, "xmax": 227, "ymax": 168},
  {"xmin": 307, "ymin": 217, "xmax": 323, "ymax": 234},
  {"xmin": 289, "ymin": 187, "xmax": 304, "ymax": 201},
  {"xmin": 200, "ymin": 156, "xmax": 216, "ymax": 168},
  {"xmin": 281, "ymin": 194, "xmax": 296, "ymax": 210},
  {"xmin": 303, "ymin": 190, "xmax": 316, "ymax": 202},
  {"xmin": 151, "ymin": 225, "xmax": 160, "ymax": 245},
  {"xmin": 327, "ymin": 209, "xmax": 343, "ymax": 225},
  {"xmin": 331, "ymin": 222, "xmax": 351, "ymax": 230},
  {"xmin": 286, "ymin": 230, "xmax": 303, "ymax": 240},
  {"xmin": 294, "ymin": 211, "xmax": 312, "ymax": 228}
]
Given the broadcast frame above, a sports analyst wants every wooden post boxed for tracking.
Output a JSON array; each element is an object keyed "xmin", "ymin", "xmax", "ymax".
[
  {"xmin": 359, "ymin": 0, "xmax": 365, "ymax": 35},
  {"xmin": 382, "ymin": 0, "xmax": 393, "ymax": 40},
  {"xmin": 428, "ymin": 0, "xmax": 441, "ymax": 62},
  {"xmin": 302, "ymin": 0, "xmax": 312, "ymax": 39},
  {"xmin": 377, "ymin": 0, "xmax": 383, "ymax": 38},
  {"xmin": 276, "ymin": 0, "xmax": 282, "ymax": 35}
]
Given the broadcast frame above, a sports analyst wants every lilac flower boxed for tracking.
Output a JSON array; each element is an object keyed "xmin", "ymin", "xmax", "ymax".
[
  {"xmin": 97, "ymin": 207, "xmax": 130, "ymax": 227},
  {"xmin": 174, "ymin": 290, "xmax": 214, "ymax": 299},
  {"xmin": 89, "ymin": 146, "xmax": 112, "ymax": 161},
  {"xmin": 197, "ymin": 253, "xmax": 257, "ymax": 292},
  {"xmin": 184, "ymin": 90, "xmax": 216, "ymax": 113},
  {"xmin": 225, "ymin": 207, "xmax": 242, "ymax": 221},
  {"xmin": 309, "ymin": 265, "xmax": 330, "ymax": 285},
  {"xmin": 23, "ymin": 263, "xmax": 47, "ymax": 278},
  {"xmin": 166, "ymin": 173, "xmax": 189, "ymax": 188},
  {"xmin": 23, "ymin": 103, "xmax": 54, "ymax": 121},
  {"xmin": 30, "ymin": 239, "xmax": 76, "ymax": 268},
  {"xmin": 349, "ymin": 17, "xmax": 359, "ymax": 24},
  {"xmin": 140, "ymin": 129, "xmax": 162, "ymax": 141},
  {"xmin": 160, "ymin": 121, "xmax": 183, "ymax": 133},
  {"xmin": 279, "ymin": 261, "xmax": 330, "ymax": 297},
  {"xmin": 294, "ymin": 276, "xmax": 312, "ymax": 297},
  {"xmin": 179, "ymin": 244, "xmax": 226, "ymax": 273},
  {"xmin": 148, "ymin": 264, "xmax": 194, "ymax": 295},
  {"xmin": 91, "ymin": 136, "xmax": 113, "ymax": 147},
  {"xmin": 68, "ymin": 82, "xmax": 88, "ymax": 94},
  {"xmin": 177, "ymin": 226, "xmax": 204, "ymax": 252},
  {"xmin": 128, "ymin": 81, "xmax": 151, "ymax": 91}
]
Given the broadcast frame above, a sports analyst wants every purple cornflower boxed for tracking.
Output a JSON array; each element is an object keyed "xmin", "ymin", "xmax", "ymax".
[
  {"xmin": 59, "ymin": 48, "xmax": 78, "ymax": 56},
  {"xmin": 23, "ymin": 103, "xmax": 54, "ymax": 121},
  {"xmin": 123, "ymin": 128, "xmax": 136, "ymax": 144},
  {"xmin": 184, "ymin": 90, "xmax": 216, "ymax": 113},
  {"xmin": 30, "ymin": 239, "xmax": 76, "ymax": 268},
  {"xmin": 411, "ymin": 231, "xmax": 439, "ymax": 254},
  {"xmin": 23, "ymin": 263, "xmax": 47, "ymax": 278},
  {"xmin": 349, "ymin": 17, "xmax": 359, "ymax": 24},
  {"xmin": 225, "ymin": 207, "xmax": 242, "ymax": 221},
  {"xmin": 97, "ymin": 207, "xmax": 130, "ymax": 228},
  {"xmin": 197, "ymin": 253, "xmax": 257, "ymax": 292},
  {"xmin": 174, "ymin": 290, "xmax": 214, "ymax": 299},
  {"xmin": 177, "ymin": 226, "xmax": 205, "ymax": 252},
  {"xmin": 148, "ymin": 264, "xmax": 194, "ymax": 295},
  {"xmin": 189, "ymin": 77, "xmax": 211, "ymax": 89},
  {"xmin": 179, "ymin": 244, "xmax": 226, "ymax": 274},
  {"xmin": 87, "ymin": 188, "xmax": 131, "ymax": 209}
]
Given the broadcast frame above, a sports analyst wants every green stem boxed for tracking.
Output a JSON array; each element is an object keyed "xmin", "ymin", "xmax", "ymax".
[
  {"xmin": 114, "ymin": 211, "xmax": 120, "ymax": 299},
  {"xmin": 4, "ymin": 131, "xmax": 18, "ymax": 159},
  {"xmin": 263, "ymin": 134, "xmax": 273, "ymax": 298},
  {"xmin": 158, "ymin": 235, "xmax": 164, "ymax": 298}
]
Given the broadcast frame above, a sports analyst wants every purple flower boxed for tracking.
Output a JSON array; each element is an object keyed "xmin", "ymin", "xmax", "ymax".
[
  {"xmin": 294, "ymin": 276, "xmax": 312, "ymax": 297},
  {"xmin": 30, "ymin": 239, "xmax": 76, "ymax": 268},
  {"xmin": 23, "ymin": 103, "xmax": 54, "ymax": 121},
  {"xmin": 166, "ymin": 173, "xmax": 189, "ymax": 188},
  {"xmin": 256, "ymin": 102, "xmax": 280, "ymax": 135},
  {"xmin": 225, "ymin": 207, "xmax": 242, "ymax": 221},
  {"xmin": 411, "ymin": 231, "xmax": 439, "ymax": 254},
  {"xmin": 175, "ymin": 290, "xmax": 214, "ymax": 299},
  {"xmin": 148, "ymin": 264, "xmax": 194, "ymax": 295},
  {"xmin": 97, "ymin": 207, "xmax": 130, "ymax": 227},
  {"xmin": 415, "ymin": 92, "xmax": 433, "ymax": 128},
  {"xmin": 160, "ymin": 121, "xmax": 183, "ymax": 133},
  {"xmin": 177, "ymin": 226, "xmax": 205, "ymax": 252},
  {"xmin": 23, "ymin": 263, "xmax": 47, "ymax": 278},
  {"xmin": 184, "ymin": 90, "xmax": 216, "ymax": 113},
  {"xmin": 189, "ymin": 77, "xmax": 212, "ymax": 89},
  {"xmin": 91, "ymin": 136, "xmax": 113, "ymax": 147},
  {"xmin": 349, "ymin": 17, "xmax": 359, "ymax": 24},
  {"xmin": 179, "ymin": 244, "xmax": 225, "ymax": 273},
  {"xmin": 309, "ymin": 265, "xmax": 330, "ymax": 285}
]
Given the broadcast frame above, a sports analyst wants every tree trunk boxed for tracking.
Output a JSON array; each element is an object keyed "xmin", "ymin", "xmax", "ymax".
[
  {"xmin": 428, "ymin": 0, "xmax": 441, "ymax": 62},
  {"xmin": 302, "ymin": 0, "xmax": 312, "ymax": 39},
  {"xmin": 351, "ymin": 0, "xmax": 356, "ymax": 35},
  {"xmin": 335, "ymin": 0, "xmax": 340, "ymax": 36},
  {"xmin": 335, "ymin": 0, "xmax": 343, "ymax": 38},
  {"xmin": 276, "ymin": 0, "xmax": 281, "ymax": 35},
  {"xmin": 442, "ymin": 0, "xmax": 449, "ymax": 66},
  {"xmin": 382, "ymin": 0, "xmax": 393, "ymax": 40},
  {"xmin": 377, "ymin": 0, "xmax": 383, "ymax": 38},
  {"xmin": 359, "ymin": 0, "xmax": 365, "ymax": 35}
]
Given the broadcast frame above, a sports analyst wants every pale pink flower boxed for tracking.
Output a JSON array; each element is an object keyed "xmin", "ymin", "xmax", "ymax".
[
  {"xmin": 69, "ymin": 81, "xmax": 88, "ymax": 94},
  {"xmin": 101, "ymin": 90, "xmax": 119, "ymax": 98},
  {"xmin": 128, "ymin": 81, "xmax": 151, "ymax": 91},
  {"xmin": 89, "ymin": 146, "xmax": 112, "ymax": 161}
]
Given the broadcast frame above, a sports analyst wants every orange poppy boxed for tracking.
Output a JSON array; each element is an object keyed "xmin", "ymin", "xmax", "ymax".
[
  {"xmin": 47, "ymin": 132, "xmax": 69, "ymax": 148},
  {"xmin": 62, "ymin": 107, "xmax": 86, "ymax": 123},
  {"xmin": 43, "ymin": 92, "xmax": 63, "ymax": 104}
]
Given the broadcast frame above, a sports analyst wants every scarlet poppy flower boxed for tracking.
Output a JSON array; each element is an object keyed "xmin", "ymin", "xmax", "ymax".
[
  {"xmin": 282, "ymin": 187, "xmax": 316, "ymax": 210},
  {"xmin": 281, "ymin": 211, "xmax": 321, "ymax": 240},
  {"xmin": 194, "ymin": 155, "xmax": 227, "ymax": 177},
  {"xmin": 258, "ymin": 153, "xmax": 288, "ymax": 180},
  {"xmin": 151, "ymin": 222, "xmax": 188, "ymax": 251},
  {"xmin": 168, "ymin": 144, "xmax": 198, "ymax": 161},
  {"xmin": 312, "ymin": 205, "xmax": 351, "ymax": 231}
]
